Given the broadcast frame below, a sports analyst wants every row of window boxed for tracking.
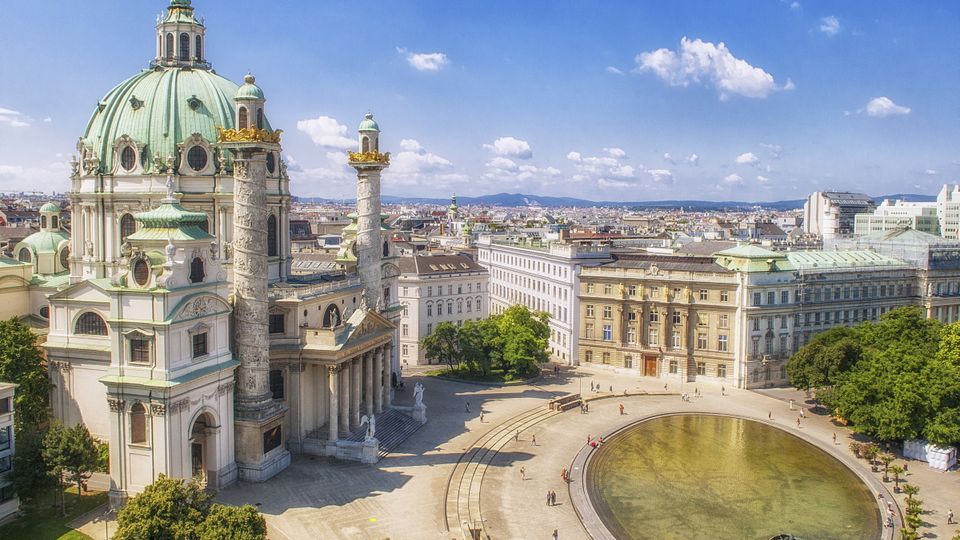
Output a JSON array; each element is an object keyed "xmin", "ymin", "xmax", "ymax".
[
  {"xmin": 752, "ymin": 283, "xmax": 912, "ymax": 307},
  {"xmin": 493, "ymin": 285, "xmax": 569, "ymax": 323},
  {"xmin": 422, "ymin": 282, "xmax": 484, "ymax": 297},
  {"xmin": 585, "ymin": 323, "xmax": 730, "ymax": 352},
  {"xmin": 493, "ymin": 269, "xmax": 570, "ymax": 301},
  {"xmin": 424, "ymin": 297, "xmax": 483, "ymax": 317},
  {"xmin": 586, "ymin": 282, "xmax": 731, "ymax": 303},
  {"xmin": 585, "ymin": 305, "xmax": 729, "ymax": 328},
  {"xmin": 489, "ymin": 251, "xmax": 570, "ymax": 279},
  {"xmin": 162, "ymin": 32, "xmax": 203, "ymax": 62}
]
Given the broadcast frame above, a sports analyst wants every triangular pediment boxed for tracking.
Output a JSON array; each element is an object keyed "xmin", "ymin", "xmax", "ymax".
[
  {"xmin": 48, "ymin": 278, "xmax": 112, "ymax": 303},
  {"xmin": 343, "ymin": 308, "xmax": 396, "ymax": 342}
]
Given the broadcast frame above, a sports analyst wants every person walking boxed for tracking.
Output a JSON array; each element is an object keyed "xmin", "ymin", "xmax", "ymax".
[
  {"xmin": 520, "ymin": 466, "xmax": 525, "ymax": 480},
  {"xmin": 552, "ymin": 528, "xmax": 559, "ymax": 540},
  {"xmin": 550, "ymin": 490, "xmax": 556, "ymax": 506},
  {"xmin": 664, "ymin": 383, "xmax": 668, "ymax": 391},
  {"xmin": 796, "ymin": 417, "xmax": 801, "ymax": 428},
  {"xmin": 799, "ymin": 408, "xmax": 805, "ymax": 419},
  {"xmin": 480, "ymin": 411, "xmax": 485, "ymax": 423},
  {"xmin": 833, "ymin": 432, "xmax": 837, "ymax": 445},
  {"xmin": 465, "ymin": 401, "xmax": 471, "ymax": 413},
  {"xmin": 721, "ymin": 385, "xmax": 725, "ymax": 396},
  {"xmin": 619, "ymin": 403, "xmax": 625, "ymax": 415},
  {"xmin": 532, "ymin": 434, "xmax": 537, "ymax": 446},
  {"xmin": 768, "ymin": 411, "xmax": 772, "ymax": 420},
  {"xmin": 515, "ymin": 429, "xmax": 520, "ymax": 442},
  {"xmin": 947, "ymin": 508, "xmax": 954, "ymax": 524},
  {"xmin": 546, "ymin": 491, "xmax": 551, "ymax": 506}
]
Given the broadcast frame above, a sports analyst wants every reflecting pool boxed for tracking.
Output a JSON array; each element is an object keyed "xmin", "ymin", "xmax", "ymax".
[{"xmin": 587, "ymin": 415, "xmax": 881, "ymax": 540}]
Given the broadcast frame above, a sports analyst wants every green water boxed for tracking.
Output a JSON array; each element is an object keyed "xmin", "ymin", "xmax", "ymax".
[{"xmin": 587, "ymin": 415, "xmax": 881, "ymax": 540}]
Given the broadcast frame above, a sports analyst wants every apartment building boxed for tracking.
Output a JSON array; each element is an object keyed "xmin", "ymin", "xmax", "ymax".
[
  {"xmin": 0, "ymin": 383, "xmax": 16, "ymax": 524},
  {"xmin": 397, "ymin": 254, "xmax": 489, "ymax": 365}
]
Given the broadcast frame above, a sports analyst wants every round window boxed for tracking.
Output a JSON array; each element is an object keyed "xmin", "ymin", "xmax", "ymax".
[
  {"xmin": 266, "ymin": 153, "xmax": 276, "ymax": 174},
  {"xmin": 187, "ymin": 146, "xmax": 208, "ymax": 171},
  {"xmin": 133, "ymin": 259, "xmax": 150, "ymax": 286},
  {"xmin": 120, "ymin": 146, "xmax": 137, "ymax": 171},
  {"xmin": 59, "ymin": 247, "xmax": 69, "ymax": 270}
]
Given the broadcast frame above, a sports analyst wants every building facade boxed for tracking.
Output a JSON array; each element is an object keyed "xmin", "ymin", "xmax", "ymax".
[
  {"xmin": 397, "ymin": 254, "xmax": 488, "ymax": 365},
  {"xmin": 478, "ymin": 235, "xmax": 611, "ymax": 364},
  {"xmin": 803, "ymin": 191, "xmax": 875, "ymax": 240},
  {"xmin": 578, "ymin": 243, "xmax": 946, "ymax": 388},
  {"xmin": 853, "ymin": 199, "xmax": 939, "ymax": 236},
  {"xmin": 0, "ymin": 383, "xmax": 16, "ymax": 524}
]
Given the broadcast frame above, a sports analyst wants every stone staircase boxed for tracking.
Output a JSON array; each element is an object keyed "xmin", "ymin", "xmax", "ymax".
[{"xmin": 343, "ymin": 408, "xmax": 424, "ymax": 459}]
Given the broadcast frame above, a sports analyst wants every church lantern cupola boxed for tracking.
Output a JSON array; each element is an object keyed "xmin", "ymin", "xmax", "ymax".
[
  {"xmin": 155, "ymin": 0, "xmax": 208, "ymax": 69},
  {"xmin": 234, "ymin": 74, "xmax": 266, "ymax": 130},
  {"xmin": 358, "ymin": 113, "xmax": 380, "ymax": 154}
]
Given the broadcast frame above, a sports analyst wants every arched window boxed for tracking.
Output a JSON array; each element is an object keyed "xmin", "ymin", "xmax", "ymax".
[
  {"xmin": 120, "ymin": 146, "xmax": 136, "ymax": 171},
  {"xmin": 130, "ymin": 403, "xmax": 146, "ymax": 444},
  {"xmin": 436, "ymin": 302, "xmax": 442, "ymax": 316},
  {"xmin": 17, "ymin": 249, "xmax": 31, "ymax": 263},
  {"xmin": 75, "ymin": 312, "xmax": 107, "ymax": 335},
  {"xmin": 179, "ymin": 33, "xmax": 190, "ymax": 61},
  {"xmin": 322, "ymin": 304, "xmax": 341, "ymax": 328},
  {"xmin": 362, "ymin": 136, "xmax": 370, "ymax": 153},
  {"xmin": 51, "ymin": 216, "xmax": 58, "ymax": 229},
  {"xmin": 190, "ymin": 257, "xmax": 205, "ymax": 283},
  {"xmin": 165, "ymin": 33, "xmax": 174, "ymax": 59},
  {"xmin": 41, "ymin": 216, "xmax": 47, "ymax": 228},
  {"xmin": 40, "ymin": 306, "xmax": 50, "ymax": 319},
  {"xmin": 133, "ymin": 258, "xmax": 150, "ymax": 286},
  {"xmin": 267, "ymin": 214, "xmax": 278, "ymax": 257},
  {"xmin": 256, "ymin": 108, "xmax": 264, "ymax": 129},
  {"xmin": 59, "ymin": 248, "xmax": 69, "ymax": 271},
  {"xmin": 466, "ymin": 299, "xmax": 472, "ymax": 312},
  {"xmin": 195, "ymin": 35, "xmax": 202, "ymax": 61},
  {"xmin": 120, "ymin": 213, "xmax": 136, "ymax": 240},
  {"xmin": 266, "ymin": 153, "xmax": 275, "ymax": 174},
  {"xmin": 447, "ymin": 300, "xmax": 453, "ymax": 314},
  {"xmin": 238, "ymin": 107, "xmax": 248, "ymax": 129},
  {"xmin": 187, "ymin": 146, "xmax": 208, "ymax": 172}
]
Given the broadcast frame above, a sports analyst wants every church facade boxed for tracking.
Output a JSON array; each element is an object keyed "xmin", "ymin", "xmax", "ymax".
[{"xmin": 31, "ymin": 0, "xmax": 403, "ymax": 506}]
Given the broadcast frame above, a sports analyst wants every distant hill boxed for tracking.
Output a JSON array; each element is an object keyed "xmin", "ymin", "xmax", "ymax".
[{"xmin": 294, "ymin": 192, "xmax": 938, "ymax": 210}]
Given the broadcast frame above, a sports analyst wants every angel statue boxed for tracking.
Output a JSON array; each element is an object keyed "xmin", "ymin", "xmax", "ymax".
[
  {"xmin": 360, "ymin": 414, "xmax": 376, "ymax": 442},
  {"xmin": 413, "ymin": 382, "xmax": 425, "ymax": 407}
]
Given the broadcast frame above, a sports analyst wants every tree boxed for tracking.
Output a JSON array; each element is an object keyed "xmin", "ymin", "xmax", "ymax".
[
  {"xmin": 421, "ymin": 322, "xmax": 459, "ymax": 370},
  {"xmin": 42, "ymin": 423, "xmax": 99, "ymax": 502},
  {"xmin": 12, "ymin": 429, "xmax": 55, "ymax": 504},
  {"xmin": 114, "ymin": 475, "xmax": 266, "ymax": 540},
  {"xmin": 902, "ymin": 483, "xmax": 919, "ymax": 501},
  {"xmin": 0, "ymin": 318, "xmax": 50, "ymax": 436},
  {"xmin": 787, "ymin": 326, "xmax": 861, "ymax": 393},
  {"xmin": 879, "ymin": 453, "xmax": 894, "ymax": 482},
  {"xmin": 196, "ymin": 504, "xmax": 267, "ymax": 540},
  {"xmin": 457, "ymin": 320, "xmax": 489, "ymax": 375},
  {"xmin": 888, "ymin": 464, "xmax": 904, "ymax": 492}
]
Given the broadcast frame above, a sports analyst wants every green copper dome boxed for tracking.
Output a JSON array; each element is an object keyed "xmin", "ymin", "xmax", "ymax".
[
  {"xmin": 81, "ymin": 67, "xmax": 272, "ymax": 174},
  {"xmin": 19, "ymin": 230, "xmax": 70, "ymax": 255},
  {"xmin": 236, "ymin": 74, "xmax": 265, "ymax": 100},
  {"xmin": 358, "ymin": 113, "xmax": 380, "ymax": 132},
  {"xmin": 39, "ymin": 202, "xmax": 61, "ymax": 214}
]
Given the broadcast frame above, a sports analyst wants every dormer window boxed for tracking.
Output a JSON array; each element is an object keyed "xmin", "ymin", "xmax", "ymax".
[
  {"xmin": 187, "ymin": 146, "xmax": 208, "ymax": 171},
  {"xmin": 120, "ymin": 146, "xmax": 137, "ymax": 171}
]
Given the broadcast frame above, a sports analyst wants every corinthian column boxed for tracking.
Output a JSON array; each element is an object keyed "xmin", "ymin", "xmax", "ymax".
[
  {"xmin": 328, "ymin": 365, "xmax": 338, "ymax": 442},
  {"xmin": 364, "ymin": 352, "xmax": 374, "ymax": 416},
  {"xmin": 233, "ymin": 151, "xmax": 272, "ymax": 412},
  {"xmin": 350, "ymin": 357, "xmax": 361, "ymax": 429}
]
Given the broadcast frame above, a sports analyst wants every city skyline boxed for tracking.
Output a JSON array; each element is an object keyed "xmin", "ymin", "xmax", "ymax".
[{"xmin": 0, "ymin": 0, "xmax": 957, "ymax": 201}]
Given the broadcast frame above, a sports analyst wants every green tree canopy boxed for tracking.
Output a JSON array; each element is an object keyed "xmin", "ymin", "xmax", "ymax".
[
  {"xmin": 0, "ymin": 318, "xmax": 50, "ymax": 435},
  {"xmin": 42, "ymin": 422, "xmax": 100, "ymax": 496},
  {"xmin": 114, "ymin": 475, "xmax": 266, "ymax": 540},
  {"xmin": 786, "ymin": 325, "xmax": 861, "ymax": 392},
  {"xmin": 421, "ymin": 322, "xmax": 459, "ymax": 369}
]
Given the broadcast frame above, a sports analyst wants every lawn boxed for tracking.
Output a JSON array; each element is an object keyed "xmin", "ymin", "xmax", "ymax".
[{"xmin": 0, "ymin": 486, "xmax": 106, "ymax": 540}]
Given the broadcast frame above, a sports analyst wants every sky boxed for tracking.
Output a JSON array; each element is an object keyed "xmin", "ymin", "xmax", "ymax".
[{"xmin": 0, "ymin": 0, "xmax": 957, "ymax": 202}]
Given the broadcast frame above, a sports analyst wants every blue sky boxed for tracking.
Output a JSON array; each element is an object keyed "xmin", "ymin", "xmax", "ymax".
[{"xmin": 0, "ymin": 0, "xmax": 957, "ymax": 201}]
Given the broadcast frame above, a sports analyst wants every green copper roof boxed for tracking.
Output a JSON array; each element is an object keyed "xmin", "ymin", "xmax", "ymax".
[
  {"xmin": 714, "ymin": 244, "xmax": 780, "ymax": 259},
  {"xmin": 714, "ymin": 243, "xmax": 793, "ymax": 273},
  {"xmin": 19, "ymin": 230, "xmax": 70, "ymax": 254},
  {"xmin": 163, "ymin": 1, "xmax": 201, "ymax": 25},
  {"xmin": 82, "ymin": 67, "xmax": 271, "ymax": 174},
  {"xmin": 127, "ymin": 189, "xmax": 212, "ymax": 242},
  {"xmin": 358, "ymin": 113, "xmax": 380, "ymax": 132},
  {"xmin": 786, "ymin": 250, "xmax": 905, "ymax": 270},
  {"xmin": 0, "ymin": 254, "xmax": 29, "ymax": 267},
  {"xmin": 235, "ymin": 74, "xmax": 265, "ymax": 100},
  {"xmin": 39, "ymin": 202, "xmax": 61, "ymax": 214}
]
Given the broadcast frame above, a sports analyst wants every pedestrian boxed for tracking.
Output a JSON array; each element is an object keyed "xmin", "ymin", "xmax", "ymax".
[
  {"xmin": 721, "ymin": 385, "xmax": 725, "ymax": 396},
  {"xmin": 664, "ymin": 383, "xmax": 668, "ymax": 391},
  {"xmin": 609, "ymin": 385, "xmax": 612, "ymax": 392},
  {"xmin": 553, "ymin": 528, "xmax": 559, "ymax": 540},
  {"xmin": 532, "ymin": 434, "xmax": 537, "ymax": 446},
  {"xmin": 561, "ymin": 467, "xmax": 567, "ymax": 482},
  {"xmin": 515, "ymin": 429, "xmax": 520, "ymax": 441},
  {"xmin": 948, "ymin": 509, "xmax": 954, "ymax": 524},
  {"xmin": 465, "ymin": 401, "xmax": 471, "ymax": 413},
  {"xmin": 546, "ymin": 491, "xmax": 551, "ymax": 506},
  {"xmin": 520, "ymin": 466, "xmax": 525, "ymax": 480},
  {"xmin": 799, "ymin": 408, "xmax": 805, "ymax": 419},
  {"xmin": 550, "ymin": 490, "xmax": 556, "ymax": 506},
  {"xmin": 790, "ymin": 399, "xmax": 795, "ymax": 410},
  {"xmin": 585, "ymin": 402, "xmax": 589, "ymax": 413},
  {"xmin": 768, "ymin": 411, "xmax": 772, "ymax": 420},
  {"xmin": 903, "ymin": 462, "xmax": 908, "ymax": 472},
  {"xmin": 587, "ymin": 434, "xmax": 592, "ymax": 444},
  {"xmin": 832, "ymin": 433, "xmax": 837, "ymax": 445},
  {"xmin": 796, "ymin": 417, "xmax": 801, "ymax": 428},
  {"xmin": 619, "ymin": 403, "xmax": 624, "ymax": 415},
  {"xmin": 480, "ymin": 411, "xmax": 485, "ymax": 423}
]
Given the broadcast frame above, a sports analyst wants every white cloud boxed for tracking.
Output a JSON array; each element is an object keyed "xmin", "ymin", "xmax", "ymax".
[
  {"xmin": 663, "ymin": 152, "xmax": 676, "ymax": 165},
  {"xmin": 723, "ymin": 173, "xmax": 744, "ymax": 186},
  {"xmin": 484, "ymin": 136, "xmax": 533, "ymax": 159},
  {"xmin": 757, "ymin": 175, "xmax": 770, "ymax": 183},
  {"xmin": 0, "ymin": 161, "xmax": 71, "ymax": 192},
  {"xmin": 686, "ymin": 153, "xmax": 700, "ymax": 166},
  {"xmin": 483, "ymin": 155, "xmax": 560, "ymax": 185},
  {"xmin": 397, "ymin": 47, "xmax": 449, "ymax": 71},
  {"xmin": 790, "ymin": 2, "xmax": 801, "ymax": 10},
  {"xmin": 603, "ymin": 147, "xmax": 627, "ymax": 158},
  {"xmin": 296, "ymin": 115, "xmax": 355, "ymax": 149},
  {"xmin": 567, "ymin": 148, "xmax": 640, "ymax": 186},
  {"xmin": 486, "ymin": 157, "xmax": 518, "ymax": 171},
  {"xmin": 864, "ymin": 97, "xmax": 911, "ymax": 117},
  {"xmin": 760, "ymin": 143, "xmax": 784, "ymax": 159},
  {"xmin": 399, "ymin": 139, "xmax": 422, "ymax": 152},
  {"xmin": 648, "ymin": 169, "xmax": 674, "ymax": 184},
  {"xmin": 735, "ymin": 152, "xmax": 760, "ymax": 166},
  {"xmin": 0, "ymin": 107, "xmax": 31, "ymax": 128},
  {"xmin": 606, "ymin": 66, "xmax": 624, "ymax": 75},
  {"xmin": 284, "ymin": 154, "xmax": 303, "ymax": 172},
  {"xmin": 42, "ymin": 117, "xmax": 52, "ymax": 123},
  {"xmin": 635, "ymin": 37, "xmax": 790, "ymax": 99},
  {"xmin": 819, "ymin": 16, "xmax": 841, "ymax": 36},
  {"xmin": 925, "ymin": 169, "xmax": 938, "ymax": 176}
]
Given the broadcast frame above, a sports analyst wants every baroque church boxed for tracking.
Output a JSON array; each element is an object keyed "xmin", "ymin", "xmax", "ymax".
[{"xmin": 13, "ymin": 0, "xmax": 411, "ymax": 505}]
